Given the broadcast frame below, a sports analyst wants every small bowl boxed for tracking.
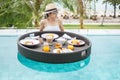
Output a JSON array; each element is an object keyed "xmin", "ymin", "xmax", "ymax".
[{"xmin": 55, "ymin": 37, "xmax": 67, "ymax": 45}]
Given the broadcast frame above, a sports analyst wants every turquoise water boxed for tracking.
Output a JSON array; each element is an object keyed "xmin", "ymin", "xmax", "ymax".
[{"xmin": 0, "ymin": 35, "xmax": 120, "ymax": 80}]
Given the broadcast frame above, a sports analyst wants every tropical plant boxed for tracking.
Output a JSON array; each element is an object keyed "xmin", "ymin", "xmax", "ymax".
[
  {"xmin": 106, "ymin": 0, "xmax": 120, "ymax": 18},
  {"xmin": 56, "ymin": 0, "xmax": 84, "ymax": 29},
  {"xmin": 77, "ymin": 0, "xmax": 84, "ymax": 29},
  {"xmin": 93, "ymin": 0, "xmax": 98, "ymax": 15},
  {"xmin": 0, "ymin": 0, "xmax": 54, "ymax": 28},
  {"xmin": 0, "ymin": 0, "xmax": 33, "ymax": 28},
  {"xmin": 101, "ymin": 0, "xmax": 108, "ymax": 26}
]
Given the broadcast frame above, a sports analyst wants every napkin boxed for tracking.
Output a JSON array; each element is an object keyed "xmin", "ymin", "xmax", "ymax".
[{"xmin": 62, "ymin": 34, "xmax": 72, "ymax": 39}]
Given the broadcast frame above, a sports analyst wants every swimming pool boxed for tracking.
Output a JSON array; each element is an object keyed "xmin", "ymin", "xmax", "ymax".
[{"xmin": 0, "ymin": 35, "xmax": 120, "ymax": 80}]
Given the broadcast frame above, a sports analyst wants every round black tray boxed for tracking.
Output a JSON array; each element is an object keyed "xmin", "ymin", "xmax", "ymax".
[{"xmin": 17, "ymin": 31, "xmax": 92, "ymax": 63}]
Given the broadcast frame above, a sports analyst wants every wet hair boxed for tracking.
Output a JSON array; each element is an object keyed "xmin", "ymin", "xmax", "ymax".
[{"xmin": 44, "ymin": 14, "xmax": 49, "ymax": 19}]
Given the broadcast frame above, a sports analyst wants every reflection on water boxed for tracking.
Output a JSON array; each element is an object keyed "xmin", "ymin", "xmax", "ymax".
[{"xmin": 17, "ymin": 53, "xmax": 90, "ymax": 72}]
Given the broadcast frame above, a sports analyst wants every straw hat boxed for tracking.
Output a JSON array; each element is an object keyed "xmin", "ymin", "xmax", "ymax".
[{"xmin": 45, "ymin": 3, "xmax": 58, "ymax": 14}]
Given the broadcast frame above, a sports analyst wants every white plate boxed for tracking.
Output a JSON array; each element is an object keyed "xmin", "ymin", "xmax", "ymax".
[
  {"xmin": 68, "ymin": 39, "xmax": 85, "ymax": 46},
  {"xmin": 20, "ymin": 39, "xmax": 39, "ymax": 47},
  {"xmin": 53, "ymin": 48, "xmax": 73, "ymax": 53},
  {"xmin": 53, "ymin": 49, "xmax": 62, "ymax": 53},
  {"xmin": 41, "ymin": 33, "xmax": 59, "ymax": 39}
]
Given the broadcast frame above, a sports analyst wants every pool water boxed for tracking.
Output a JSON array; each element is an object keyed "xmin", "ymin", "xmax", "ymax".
[{"xmin": 0, "ymin": 35, "xmax": 120, "ymax": 80}]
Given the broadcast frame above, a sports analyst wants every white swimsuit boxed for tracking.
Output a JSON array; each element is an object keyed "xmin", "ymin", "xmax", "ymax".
[
  {"xmin": 43, "ymin": 19, "xmax": 60, "ymax": 31},
  {"xmin": 44, "ymin": 25, "xmax": 60, "ymax": 31}
]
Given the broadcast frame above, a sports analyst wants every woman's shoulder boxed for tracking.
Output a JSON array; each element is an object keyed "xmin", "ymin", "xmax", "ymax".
[
  {"xmin": 40, "ymin": 19, "xmax": 47, "ymax": 25},
  {"xmin": 57, "ymin": 18, "xmax": 63, "ymax": 24}
]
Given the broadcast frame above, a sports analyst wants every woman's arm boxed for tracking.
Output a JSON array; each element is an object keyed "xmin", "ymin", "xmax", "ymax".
[
  {"xmin": 58, "ymin": 19, "xmax": 64, "ymax": 32},
  {"xmin": 39, "ymin": 20, "xmax": 45, "ymax": 31}
]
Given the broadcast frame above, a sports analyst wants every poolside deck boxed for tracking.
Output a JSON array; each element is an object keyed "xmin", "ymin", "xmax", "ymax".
[{"xmin": 0, "ymin": 29, "xmax": 120, "ymax": 36}]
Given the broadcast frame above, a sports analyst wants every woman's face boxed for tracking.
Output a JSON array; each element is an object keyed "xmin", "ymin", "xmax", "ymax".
[{"xmin": 48, "ymin": 11, "xmax": 58, "ymax": 18}]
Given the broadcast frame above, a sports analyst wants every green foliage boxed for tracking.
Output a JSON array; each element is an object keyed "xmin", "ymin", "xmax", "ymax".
[
  {"xmin": 0, "ymin": 0, "xmax": 33, "ymax": 28},
  {"xmin": 0, "ymin": 0, "xmax": 55, "ymax": 28},
  {"xmin": 0, "ymin": 12, "xmax": 31, "ymax": 27},
  {"xmin": 64, "ymin": 24, "xmax": 120, "ymax": 29},
  {"xmin": 105, "ymin": 0, "xmax": 120, "ymax": 5}
]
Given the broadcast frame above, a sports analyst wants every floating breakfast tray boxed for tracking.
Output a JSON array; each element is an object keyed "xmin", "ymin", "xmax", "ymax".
[{"xmin": 17, "ymin": 31, "xmax": 92, "ymax": 63}]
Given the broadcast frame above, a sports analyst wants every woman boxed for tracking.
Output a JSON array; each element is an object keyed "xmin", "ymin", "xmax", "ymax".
[{"xmin": 39, "ymin": 3, "xmax": 64, "ymax": 32}]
